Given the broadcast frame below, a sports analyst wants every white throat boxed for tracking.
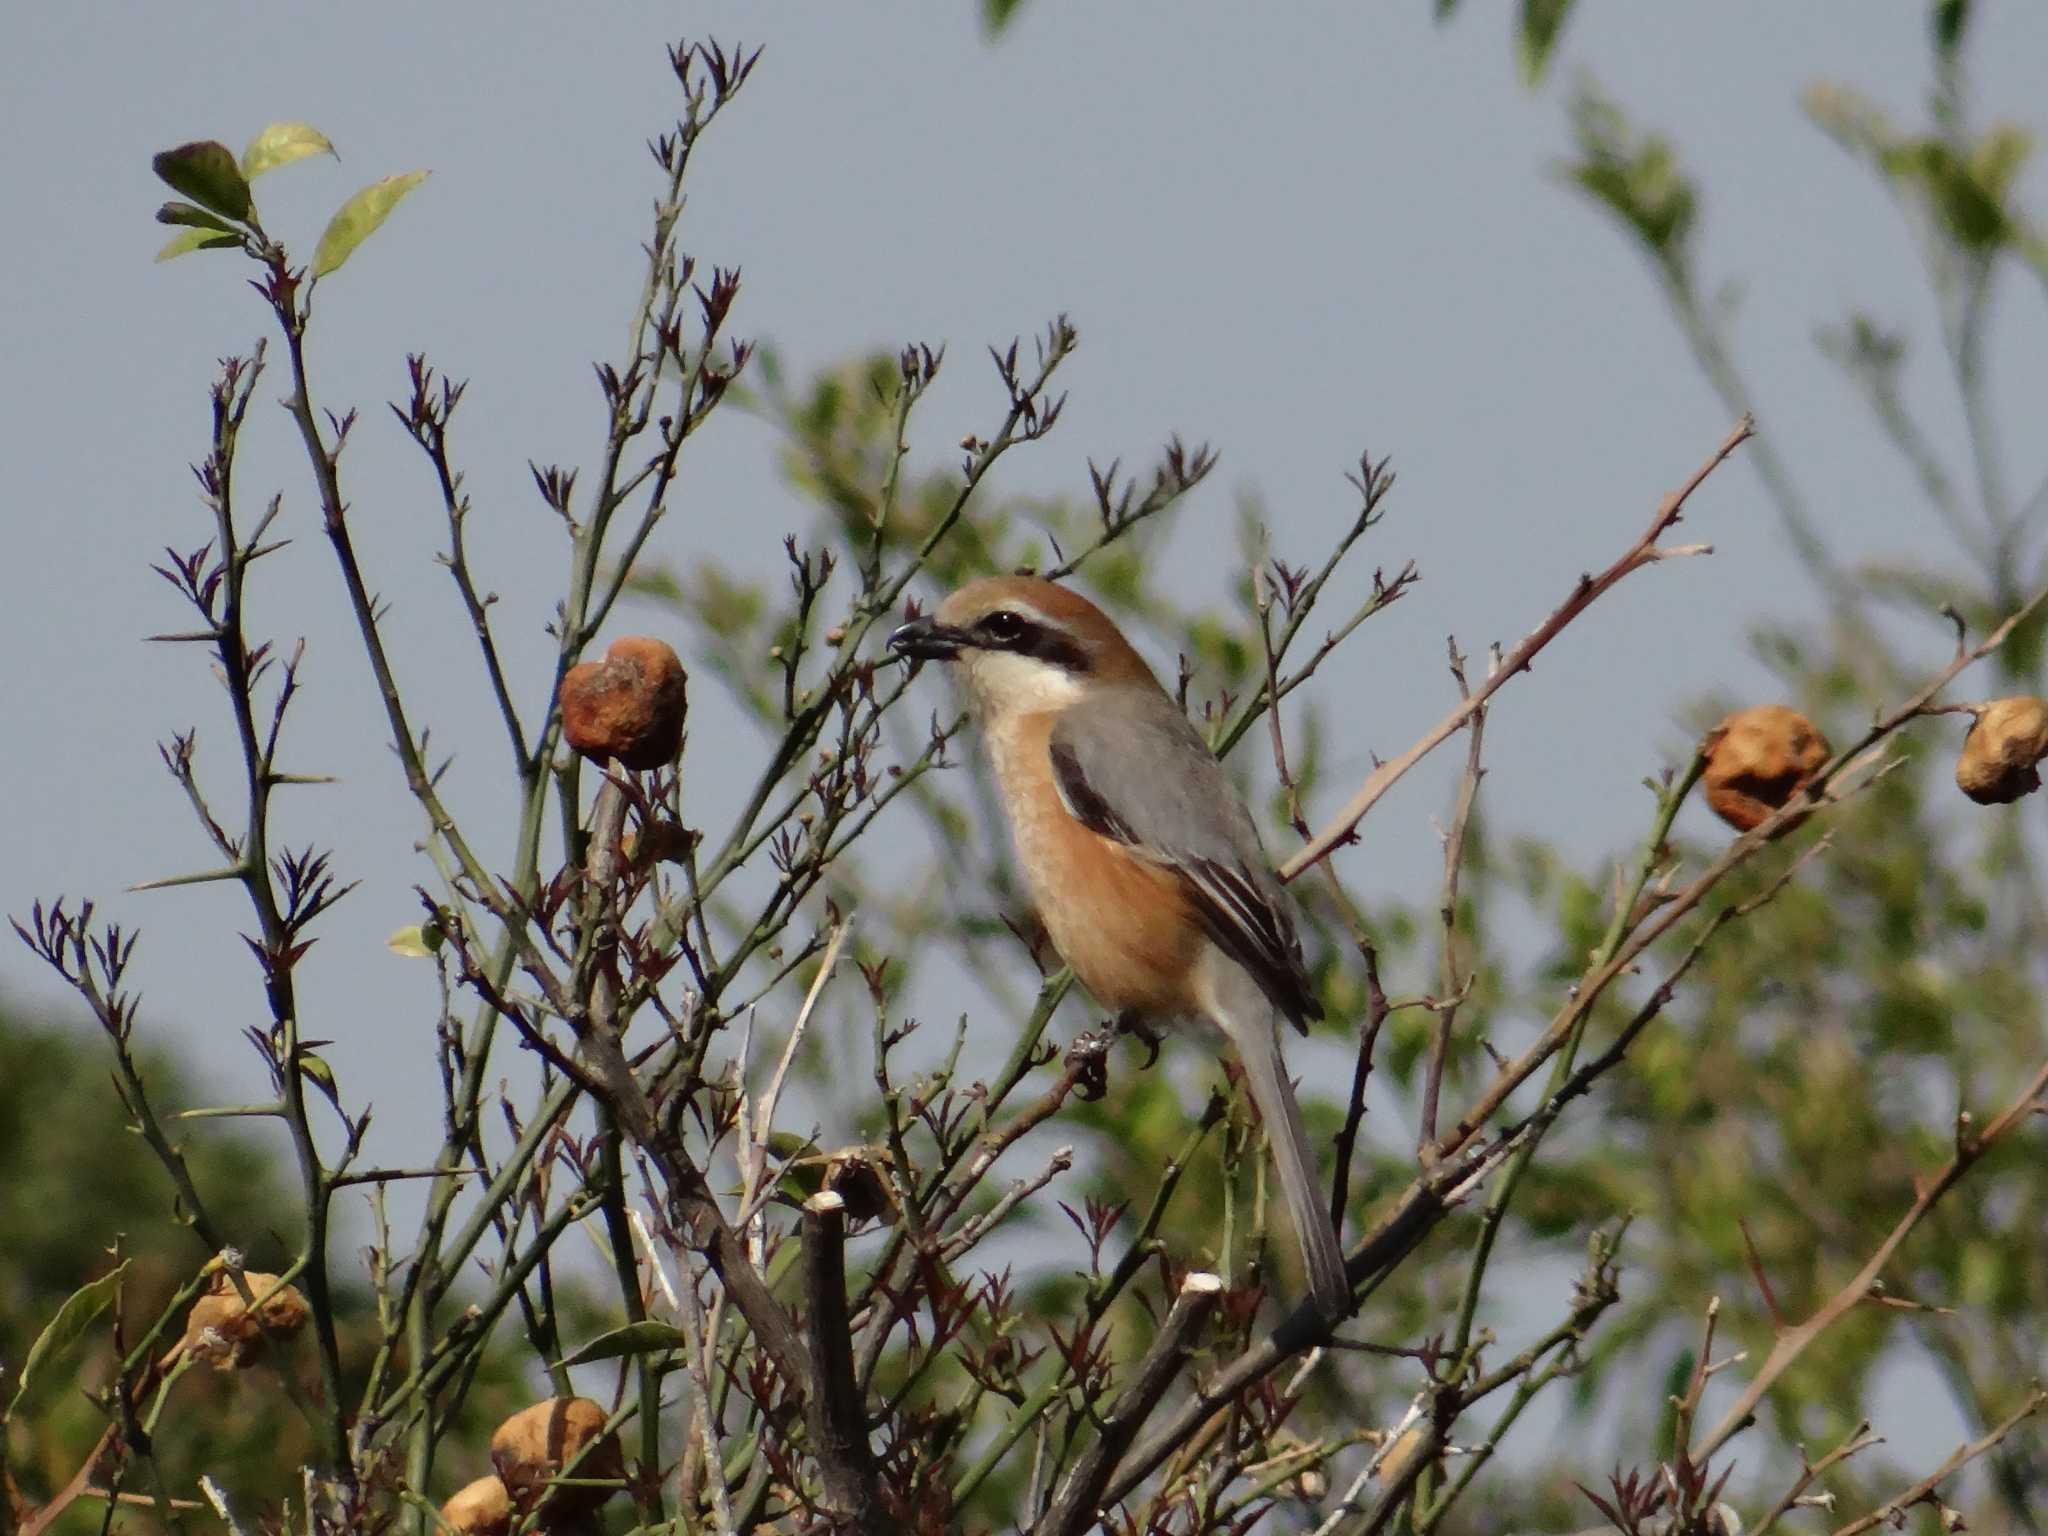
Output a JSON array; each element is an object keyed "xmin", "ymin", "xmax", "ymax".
[{"xmin": 954, "ymin": 648, "xmax": 1088, "ymax": 715}]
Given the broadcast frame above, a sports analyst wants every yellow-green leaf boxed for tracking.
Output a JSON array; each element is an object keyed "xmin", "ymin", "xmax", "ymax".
[
  {"xmin": 241, "ymin": 121, "xmax": 337, "ymax": 179},
  {"xmin": 312, "ymin": 170, "xmax": 429, "ymax": 278},
  {"xmin": 151, "ymin": 140, "xmax": 251, "ymax": 223},
  {"xmin": 156, "ymin": 228, "xmax": 243, "ymax": 262},
  {"xmin": 9, "ymin": 1263, "xmax": 129, "ymax": 1418},
  {"xmin": 387, "ymin": 924, "xmax": 433, "ymax": 957},
  {"xmin": 299, "ymin": 1053, "xmax": 342, "ymax": 1111},
  {"xmin": 557, "ymin": 1321, "xmax": 691, "ymax": 1368}
]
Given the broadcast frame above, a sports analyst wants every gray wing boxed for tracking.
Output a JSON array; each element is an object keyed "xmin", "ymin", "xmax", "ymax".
[{"xmin": 1048, "ymin": 702, "xmax": 1322, "ymax": 1026}]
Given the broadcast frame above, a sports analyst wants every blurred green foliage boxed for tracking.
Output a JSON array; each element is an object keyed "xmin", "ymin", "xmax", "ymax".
[
  {"xmin": 1, "ymin": 1011, "xmax": 305, "ymax": 1530},
  {"xmin": 0, "ymin": 1014, "xmax": 568, "ymax": 1534}
]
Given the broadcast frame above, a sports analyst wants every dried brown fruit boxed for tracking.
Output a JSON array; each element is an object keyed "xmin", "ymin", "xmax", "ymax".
[
  {"xmin": 821, "ymin": 1145, "xmax": 899, "ymax": 1225},
  {"xmin": 490, "ymin": 1397, "xmax": 624, "ymax": 1518},
  {"xmin": 774, "ymin": 1143, "xmax": 901, "ymax": 1225},
  {"xmin": 559, "ymin": 636, "xmax": 687, "ymax": 770},
  {"xmin": 1955, "ymin": 696, "xmax": 2048, "ymax": 804},
  {"xmin": 439, "ymin": 1475, "xmax": 512, "ymax": 1536},
  {"xmin": 180, "ymin": 1271, "xmax": 310, "ymax": 1369},
  {"xmin": 1701, "ymin": 705, "xmax": 1830, "ymax": 832}
]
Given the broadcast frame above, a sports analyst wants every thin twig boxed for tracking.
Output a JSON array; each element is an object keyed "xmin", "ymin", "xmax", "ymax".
[
  {"xmin": 1749, "ymin": 1420, "xmax": 1881, "ymax": 1536},
  {"xmin": 738, "ymin": 923, "xmax": 852, "ymax": 1225},
  {"xmin": 1696, "ymin": 1058, "xmax": 2048, "ymax": 1460},
  {"xmin": 1420, "ymin": 641, "xmax": 1486, "ymax": 1154},
  {"xmin": 672, "ymin": 1253, "xmax": 738, "ymax": 1536},
  {"xmin": 1036, "ymin": 1273, "xmax": 1225, "ymax": 1536},
  {"xmin": 1328, "ymin": 931, "xmax": 1392, "ymax": 1231},
  {"xmin": 1282, "ymin": 415, "xmax": 1748, "ymax": 880},
  {"xmin": 1831, "ymin": 1388, "xmax": 2044, "ymax": 1536}
]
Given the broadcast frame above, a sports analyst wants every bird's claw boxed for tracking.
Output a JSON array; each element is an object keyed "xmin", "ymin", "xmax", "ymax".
[{"xmin": 1113, "ymin": 1010, "xmax": 1165, "ymax": 1070}]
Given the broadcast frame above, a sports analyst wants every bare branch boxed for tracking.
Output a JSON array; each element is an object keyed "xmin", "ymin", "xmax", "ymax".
[
  {"xmin": 800, "ymin": 1191, "xmax": 887, "ymax": 1535},
  {"xmin": 1695, "ymin": 1057, "xmax": 2048, "ymax": 1460},
  {"xmin": 1420, "ymin": 641, "xmax": 1486, "ymax": 1154},
  {"xmin": 1830, "ymin": 1388, "xmax": 2044, "ymax": 1536},
  {"xmin": 1283, "ymin": 415, "xmax": 1750, "ymax": 881},
  {"xmin": 1749, "ymin": 1420, "xmax": 1881, "ymax": 1536}
]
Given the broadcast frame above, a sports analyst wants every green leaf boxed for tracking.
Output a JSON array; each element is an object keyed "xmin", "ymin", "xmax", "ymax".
[
  {"xmin": 557, "ymin": 1320, "xmax": 690, "ymax": 1367},
  {"xmin": 156, "ymin": 228, "xmax": 243, "ymax": 262},
  {"xmin": 1933, "ymin": 0, "xmax": 1972, "ymax": 57},
  {"xmin": 156, "ymin": 201, "xmax": 236, "ymax": 232},
  {"xmin": 151, "ymin": 140, "xmax": 252, "ymax": 223},
  {"xmin": 1559, "ymin": 84, "xmax": 1697, "ymax": 269},
  {"xmin": 312, "ymin": 171, "xmax": 428, "ymax": 277},
  {"xmin": 981, "ymin": 0, "xmax": 1025, "ymax": 38},
  {"xmin": 8, "ymin": 1263, "xmax": 129, "ymax": 1418},
  {"xmin": 1516, "ymin": 0, "xmax": 1576, "ymax": 85},
  {"xmin": 1883, "ymin": 139, "xmax": 2010, "ymax": 251},
  {"xmin": 241, "ymin": 121, "xmax": 337, "ymax": 179},
  {"xmin": 1653, "ymin": 1345, "xmax": 1694, "ymax": 1461}
]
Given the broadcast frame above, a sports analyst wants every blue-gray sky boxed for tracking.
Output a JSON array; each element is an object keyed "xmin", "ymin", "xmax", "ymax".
[{"xmin": 5, "ymin": 0, "xmax": 2045, "ymax": 1490}]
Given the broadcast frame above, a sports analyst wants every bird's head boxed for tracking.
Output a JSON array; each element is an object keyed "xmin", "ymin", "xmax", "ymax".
[{"xmin": 888, "ymin": 576, "xmax": 1156, "ymax": 715}]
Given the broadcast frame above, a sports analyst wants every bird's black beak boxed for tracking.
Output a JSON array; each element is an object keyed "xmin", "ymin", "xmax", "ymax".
[{"xmin": 887, "ymin": 616, "xmax": 966, "ymax": 661}]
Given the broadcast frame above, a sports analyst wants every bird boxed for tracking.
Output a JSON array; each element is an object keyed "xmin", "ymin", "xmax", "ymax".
[{"xmin": 888, "ymin": 575, "xmax": 1350, "ymax": 1320}]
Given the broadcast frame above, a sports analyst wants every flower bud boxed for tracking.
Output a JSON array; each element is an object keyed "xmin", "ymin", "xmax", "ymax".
[
  {"xmin": 559, "ymin": 636, "xmax": 687, "ymax": 770},
  {"xmin": 1701, "ymin": 705, "xmax": 1829, "ymax": 832},
  {"xmin": 1955, "ymin": 696, "xmax": 2048, "ymax": 805}
]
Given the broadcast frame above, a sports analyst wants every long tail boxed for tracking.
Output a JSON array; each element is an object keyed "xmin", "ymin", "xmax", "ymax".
[{"xmin": 1229, "ymin": 1002, "xmax": 1349, "ymax": 1321}]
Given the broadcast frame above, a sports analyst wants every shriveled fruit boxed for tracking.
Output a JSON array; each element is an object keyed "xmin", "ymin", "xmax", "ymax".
[
  {"xmin": 1701, "ymin": 705, "xmax": 1830, "ymax": 832},
  {"xmin": 1955, "ymin": 696, "xmax": 2048, "ymax": 805},
  {"xmin": 559, "ymin": 636, "xmax": 687, "ymax": 770},
  {"xmin": 439, "ymin": 1475, "xmax": 512, "ymax": 1536},
  {"xmin": 181, "ymin": 1271, "xmax": 310, "ymax": 1369},
  {"xmin": 490, "ymin": 1397, "xmax": 624, "ymax": 1518},
  {"xmin": 779, "ymin": 1143, "xmax": 901, "ymax": 1225}
]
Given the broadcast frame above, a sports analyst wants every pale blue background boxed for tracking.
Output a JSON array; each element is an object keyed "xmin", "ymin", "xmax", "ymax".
[{"xmin": 4, "ymin": 0, "xmax": 2043, "ymax": 1500}]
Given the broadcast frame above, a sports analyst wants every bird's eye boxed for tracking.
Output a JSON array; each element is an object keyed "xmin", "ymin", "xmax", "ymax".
[{"xmin": 978, "ymin": 610, "xmax": 1029, "ymax": 646}]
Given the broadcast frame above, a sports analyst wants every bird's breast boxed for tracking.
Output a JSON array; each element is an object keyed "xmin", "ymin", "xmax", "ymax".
[{"xmin": 987, "ymin": 711, "xmax": 1203, "ymax": 1019}]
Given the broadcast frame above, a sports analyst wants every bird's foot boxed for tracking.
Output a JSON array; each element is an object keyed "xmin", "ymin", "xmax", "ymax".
[{"xmin": 1112, "ymin": 1009, "xmax": 1165, "ymax": 1070}]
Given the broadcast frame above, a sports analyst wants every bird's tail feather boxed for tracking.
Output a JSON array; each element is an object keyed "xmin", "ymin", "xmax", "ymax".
[{"xmin": 1233, "ymin": 1010, "xmax": 1349, "ymax": 1321}]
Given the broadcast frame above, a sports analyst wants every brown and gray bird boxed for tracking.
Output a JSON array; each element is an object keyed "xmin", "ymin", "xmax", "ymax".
[{"xmin": 890, "ymin": 575, "xmax": 1348, "ymax": 1319}]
